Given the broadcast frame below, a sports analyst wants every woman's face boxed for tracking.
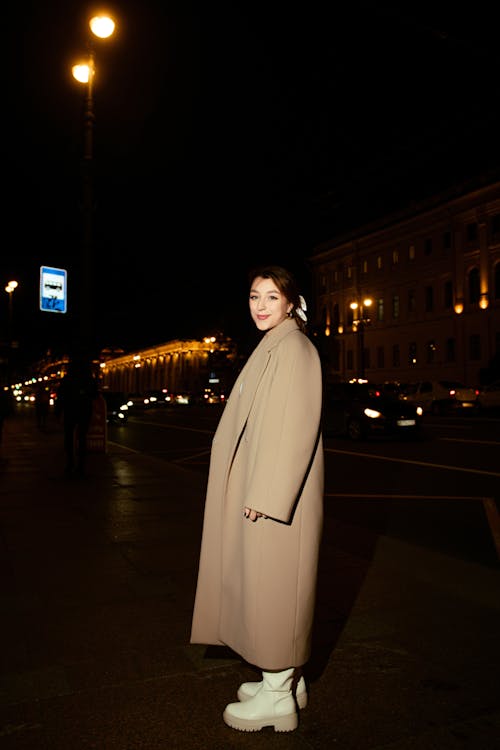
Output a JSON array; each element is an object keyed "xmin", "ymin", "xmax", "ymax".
[{"xmin": 249, "ymin": 276, "xmax": 293, "ymax": 332}]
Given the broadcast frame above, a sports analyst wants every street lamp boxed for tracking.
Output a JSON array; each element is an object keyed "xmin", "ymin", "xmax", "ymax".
[
  {"xmin": 5, "ymin": 281, "xmax": 18, "ymax": 343},
  {"xmin": 71, "ymin": 14, "xmax": 116, "ymax": 357},
  {"xmin": 4, "ymin": 281, "xmax": 18, "ymax": 383},
  {"xmin": 350, "ymin": 297, "xmax": 372, "ymax": 378}
]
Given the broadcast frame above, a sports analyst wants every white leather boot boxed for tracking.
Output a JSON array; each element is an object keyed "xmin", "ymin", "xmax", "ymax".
[
  {"xmin": 223, "ymin": 668, "xmax": 298, "ymax": 732},
  {"xmin": 237, "ymin": 674, "xmax": 308, "ymax": 709}
]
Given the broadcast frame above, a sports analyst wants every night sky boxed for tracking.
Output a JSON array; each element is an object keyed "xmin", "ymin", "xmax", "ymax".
[{"xmin": 7, "ymin": 1, "xmax": 500, "ymax": 367}]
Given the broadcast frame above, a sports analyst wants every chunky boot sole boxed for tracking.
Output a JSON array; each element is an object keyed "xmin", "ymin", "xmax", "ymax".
[
  {"xmin": 237, "ymin": 678, "xmax": 308, "ymax": 709},
  {"xmin": 223, "ymin": 707, "xmax": 298, "ymax": 733}
]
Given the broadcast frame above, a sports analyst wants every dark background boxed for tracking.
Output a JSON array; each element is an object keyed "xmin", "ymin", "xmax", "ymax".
[{"xmin": 6, "ymin": 0, "xmax": 500, "ymax": 367}]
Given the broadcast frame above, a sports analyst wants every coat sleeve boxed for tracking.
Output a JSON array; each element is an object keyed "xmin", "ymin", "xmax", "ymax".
[{"xmin": 244, "ymin": 334, "xmax": 323, "ymax": 523}]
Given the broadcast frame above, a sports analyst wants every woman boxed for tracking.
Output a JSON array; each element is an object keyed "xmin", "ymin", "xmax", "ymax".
[{"xmin": 190, "ymin": 265, "xmax": 324, "ymax": 733}]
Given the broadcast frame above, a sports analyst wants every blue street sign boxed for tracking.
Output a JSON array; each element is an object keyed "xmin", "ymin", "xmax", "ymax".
[{"xmin": 40, "ymin": 266, "xmax": 67, "ymax": 313}]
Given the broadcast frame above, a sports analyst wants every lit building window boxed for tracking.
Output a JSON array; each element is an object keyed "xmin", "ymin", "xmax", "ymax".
[
  {"xmin": 408, "ymin": 342, "xmax": 417, "ymax": 366},
  {"xmin": 377, "ymin": 298, "xmax": 384, "ymax": 321},
  {"xmin": 426, "ymin": 340, "xmax": 437, "ymax": 363},
  {"xmin": 408, "ymin": 289, "xmax": 416, "ymax": 313}
]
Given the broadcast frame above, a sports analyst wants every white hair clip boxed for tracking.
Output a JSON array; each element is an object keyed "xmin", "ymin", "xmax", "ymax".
[{"xmin": 296, "ymin": 295, "xmax": 307, "ymax": 322}]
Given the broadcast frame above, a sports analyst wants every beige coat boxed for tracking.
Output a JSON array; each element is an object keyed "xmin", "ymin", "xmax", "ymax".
[{"xmin": 190, "ymin": 317, "xmax": 324, "ymax": 670}]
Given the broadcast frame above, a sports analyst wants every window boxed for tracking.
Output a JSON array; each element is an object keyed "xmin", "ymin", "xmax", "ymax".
[
  {"xmin": 377, "ymin": 346, "xmax": 385, "ymax": 368},
  {"xmin": 424, "ymin": 238, "xmax": 432, "ymax": 255},
  {"xmin": 425, "ymin": 286, "xmax": 434, "ymax": 312},
  {"xmin": 346, "ymin": 349, "xmax": 354, "ymax": 370},
  {"xmin": 442, "ymin": 231, "xmax": 451, "ymax": 250},
  {"xmin": 392, "ymin": 344, "xmax": 400, "ymax": 367},
  {"xmin": 347, "ymin": 265, "xmax": 353, "ymax": 279},
  {"xmin": 364, "ymin": 347, "xmax": 371, "ymax": 370},
  {"xmin": 468, "ymin": 267, "xmax": 480, "ymax": 304},
  {"xmin": 392, "ymin": 295, "xmax": 400, "ymax": 319},
  {"xmin": 377, "ymin": 298, "xmax": 384, "ymax": 322},
  {"xmin": 408, "ymin": 342, "xmax": 417, "ymax": 366},
  {"xmin": 444, "ymin": 280, "xmax": 453, "ymax": 309},
  {"xmin": 445, "ymin": 338, "xmax": 456, "ymax": 362},
  {"xmin": 362, "ymin": 259, "xmax": 368, "ymax": 274},
  {"xmin": 408, "ymin": 288, "xmax": 416, "ymax": 313},
  {"xmin": 426, "ymin": 340, "xmax": 437, "ymax": 363},
  {"xmin": 377, "ymin": 255, "xmax": 383, "ymax": 270},
  {"xmin": 466, "ymin": 222, "xmax": 478, "ymax": 243},
  {"xmin": 469, "ymin": 334, "xmax": 481, "ymax": 360},
  {"xmin": 392, "ymin": 249, "xmax": 399, "ymax": 264},
  {"xmin": 492, "ymin": 213, "xmax": 500, "ymax": 238},
  {"xmin": 408, "ymin": 244, "xmax": 415, "ymax": 260},
  {"xmin": 332, "ymin": 303, "xmax": 340, "ymax": 329}
]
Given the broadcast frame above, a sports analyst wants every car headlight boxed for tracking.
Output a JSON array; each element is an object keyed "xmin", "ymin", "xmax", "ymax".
[{"xmin": 364, "ymin": 408, "xmax": 382, "ymax": 419}]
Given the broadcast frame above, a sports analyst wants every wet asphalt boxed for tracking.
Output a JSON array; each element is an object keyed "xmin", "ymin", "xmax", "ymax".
[{"xmin": 1, "ymin": 408, "xmax": 499, "ymax": 749}]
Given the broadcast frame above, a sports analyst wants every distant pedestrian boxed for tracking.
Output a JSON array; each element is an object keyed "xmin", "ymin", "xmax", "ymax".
[{"xmin": 55, "ymin": 356, "xmax": 98, "ymax": 476}]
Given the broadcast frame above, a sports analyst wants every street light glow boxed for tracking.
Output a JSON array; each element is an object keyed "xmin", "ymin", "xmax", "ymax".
[
  {"xmin": 72, "ymin": 64, "xmax": 91, "ymax": 83},
  {"xmin": 89, "ymin": 15, "xmax": 115, "ymax": 39}
]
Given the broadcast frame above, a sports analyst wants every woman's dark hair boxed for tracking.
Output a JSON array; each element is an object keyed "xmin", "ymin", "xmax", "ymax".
[{"xmin": 248, "ymin": 265, "xmax": 307, "ymax": 333}]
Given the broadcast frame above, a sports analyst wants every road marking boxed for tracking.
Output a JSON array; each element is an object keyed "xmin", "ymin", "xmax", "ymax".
[{"xmin": 324, "ymin": 447, "xmax": 500, "ymax": 478}]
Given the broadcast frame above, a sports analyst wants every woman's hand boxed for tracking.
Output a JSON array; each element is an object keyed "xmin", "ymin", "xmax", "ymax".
[{"xmin": 243, "ymin": 507, "xmax": 267, "ymax": 522}]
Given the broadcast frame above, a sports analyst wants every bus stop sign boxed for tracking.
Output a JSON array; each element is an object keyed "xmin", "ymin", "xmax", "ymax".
[{"xmin": 40, "ymin": 266, "xmax": 67, "ymax": 313}]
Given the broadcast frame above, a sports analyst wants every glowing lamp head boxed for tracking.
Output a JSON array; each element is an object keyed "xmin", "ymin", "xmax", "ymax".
[{"xmin": 89, "ymin": 16, "xmax": 115, "ymax": 39}]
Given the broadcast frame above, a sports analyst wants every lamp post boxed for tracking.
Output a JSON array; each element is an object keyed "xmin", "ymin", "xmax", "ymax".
[
  {"xmin": 350, "ymin": 297, "xmax": 372, "ymax": 379},
  {"xmin": 4, "ymin": 281, "xmax": 18, "ymax": 383},
  {"xmin": 5, "ymin": 281, "xmax": 18, "ymax": 343},
  {"xmin": 72, "ymin": 15, "xmax": 116, "ymax": 358}
]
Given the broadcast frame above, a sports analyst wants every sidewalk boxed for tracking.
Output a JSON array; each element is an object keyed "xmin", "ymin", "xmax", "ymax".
[{"xmin": 1, "ymin": 409, "xmax": 499, "ymax": 750}]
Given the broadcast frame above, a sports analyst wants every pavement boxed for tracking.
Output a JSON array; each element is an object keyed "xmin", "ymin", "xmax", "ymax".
[{"xmin": 1, "ymin": 408, "xmax": 499, "ymax": 750}]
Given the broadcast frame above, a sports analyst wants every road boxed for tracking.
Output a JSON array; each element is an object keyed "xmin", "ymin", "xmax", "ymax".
[{"xmin": 107, "ymin": 406, "xmax": 500, "ymax": 567}]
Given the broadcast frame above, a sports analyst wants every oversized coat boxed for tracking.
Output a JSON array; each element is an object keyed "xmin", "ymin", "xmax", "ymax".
[{"xmin": 190, "ymin": 317, "xmax": 324, "ymax": 670}]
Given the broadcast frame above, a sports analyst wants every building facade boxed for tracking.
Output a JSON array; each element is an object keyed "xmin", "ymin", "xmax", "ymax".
[
  {"xmin": 98, "ymin": 335, "xmax": 237, "ymax": 397},
  {"xmin": 309, "ymin": 180, "xmax": 500, "ymax": 386}
]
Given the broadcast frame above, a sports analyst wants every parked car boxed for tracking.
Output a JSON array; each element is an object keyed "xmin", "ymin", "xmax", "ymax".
[
  {"xmin": 476, "ymin": 380, "xmax": 500, "ymax": 411},
  {"xmin": 402, "ymin": 380, "xmax": 479, "ymax": 415},
  {"xmin": 323, "ymin": 381, "xmax": 423, "ymax": 441}
]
